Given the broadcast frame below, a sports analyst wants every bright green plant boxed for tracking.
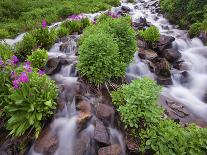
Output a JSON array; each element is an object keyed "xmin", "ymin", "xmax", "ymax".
[
  {"xmin": 57, "ymin": 26, "xmax": 71, "ymax": 38},
  {"xmin": 138, "ymin": 26, "xmax": 160, "ymax": 46},
  {"xmin": 189, "ymin": 22, "xmax": 204, "ymax": 37},
  {"xmin": 5, "ymin": 70, "xmax": 57, "ymax": 137},
  {"xmin": 0, "ymin": 43, "xmax": 13, "ymax": 61},
  {"xmin": 77, "ymin": 32, "xmax": 125, "ymax": 84},
  {"xmin": 140, "ymin": 119, "xmax": 207, "ymax": 155},
  {"xmin": 112, "ymin": 78, "xmax": 163, "ymax": 129},
  {"xmin": 27, "ymin": 49, "xmax": 48, "ymax": 69}
]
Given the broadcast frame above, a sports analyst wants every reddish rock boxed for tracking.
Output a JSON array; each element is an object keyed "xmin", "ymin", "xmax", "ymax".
[
  {"xmin": 94, "ymin": 120, "xmax": 110, "ymax": 145},
  {"xmin": 139, "ymin": 49, "xmax": 158, "ymax": 60},
  {"xmin": 77, "ymin": 100, "xmax": 92, "ymax": 114},
  {"xmin": 34, "ymin": 126, "xmax": 58, "ymax": 154},
  {"xmin": 98, "ymin": 144, "xmax": 122, "ymax": 155},
  {"xmin": 96, "ymin": 104, "xmax": 115, "ymax": 125},
  {"xmin": 77, "ymin": 112, "xmax": 92, "ymax": 133}
]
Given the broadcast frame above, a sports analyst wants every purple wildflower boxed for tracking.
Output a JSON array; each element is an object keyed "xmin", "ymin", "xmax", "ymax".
[
  {"xmin": 10, "ymin": 71, "xmax": 17, "ymax": 79},
  {"xmin": 42, "ymin": 19, "xmax": 47, "ymax": 29},
  {"xmin": 12, "ymin": 79, "xmax": 20, "ymax": 89},
  {"xmin": 0, "ymin": 58, "xmax": 3, "ymax": 66},
  {"xmin": 68, "ymin": 14, "xmax": 83, "ymax": 21},
  {"xmin": 38, "ymin": 69, "xmax": 45, "ymax": 76},
  {"xmin": 23, "ymin": 61, "xmax": 32, "ymax": 72},
  {"xmin": 11, "ymin": 55, "xmax": 19, "ymax": 65},
  {"xmin": 19, "ymin": 72, "xmax": 29, "ymax": 83}
]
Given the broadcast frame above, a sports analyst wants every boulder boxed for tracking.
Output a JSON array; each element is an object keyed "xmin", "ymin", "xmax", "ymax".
[
  {"xmin": 45, "ymin": 58, "xmax": 62, "ymax": 75},
  {"xmin": 139, "ymin": 49, "xmax": 158, "ymax": 60},
  {"xmin": 163, "ymin": 48, "xmax": 181, "ymax": 63},
  {"xmin": 199, "ymin": 31, "xmax": 207, "ymax": 44},
  {"xmin": 34, "ymin": 126, "xmax": 58, "ymax": 154},
  {"xmin": 121, "ymin": 6, "xmax": 131, "ymax": 13},
  {"xmin": 94, "ymin": 120, "xmax": 110, "ymax": 145},
  {"xmin": 98, "ymin": 144, "xmax": 122, "ymax": 155},
  {"xmin": 153, "ymin": 58, "xmax": 171, "ymax": 77},
  {"xmin": 96, "ymin": 104, "xmax": 115, "ymax": 126},
  {"xmin": 156, "ymin": 76, "xmax": 172, "ymax": 85},
  {"xmin": 77, "ymin": 100, "xmax": 92, "ymax": 114},
  {"xmin": 137, "ymin": 39, "xmax": 146, "ymax": 48},
  {"xmin": 157, "ymin": 35, "xmax": 175, "ymax": 52},
  {"xmin": 77, "ymin": 112, "xmax": 92, "ymax": 133}
]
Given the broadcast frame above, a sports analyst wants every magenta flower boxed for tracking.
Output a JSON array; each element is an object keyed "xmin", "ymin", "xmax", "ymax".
[
  {"xmin": 0, "ymin": 58, "xmax": 3, "ymax": 66},
  {"xmin": 23, "ymin": 61, "xmax": 32, "ymax": 72},
  {"xmin": 38, "ymin": 69, "xmax": 45, "ymax": 76},
  {"xmin": 19, "ymin": 72, "xmax": 29, "ymax": 83},
  {"xmin": 12, "ymin": 80, "xmax": 20, "ymax": 89},
  {"xmin": 42, "ymin": 19, "xmax": 47, "ymax": 29},
  {"xmin": 68, "ymin": 14, "xmax": 83, "ymax": 21},
  {"xmin": 11, "ymin": 55, "xmax": 19, "ymax": 65}
]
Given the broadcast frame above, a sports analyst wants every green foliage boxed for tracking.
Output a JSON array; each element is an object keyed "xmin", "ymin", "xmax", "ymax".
[
  {"xmin": 140, "ymin": 119, "xmax": 207, "ymax": 155},
  {"xmin": 16, "ymin": 28, "xmax": 57, "ymax": 61},
  {"xmin": 112, "ymin": 78, "xmax": 163, "ymax": 129},
  {"xmin": 5, "ymin": 71, "xmax": 57, "ymax": 137},
  {"xmin": 189, "ymin": 22, "xmax": 204, "ymax": 37},
  {"xmin": 0, "ymin": 0, "xmax": 120, "ymax": 39},
  {"xmin": 138, "ymin": 26, "xmax": 160, "ymax": 44},
  {"xmin": 77, "ymin": 32, "xmax": 124, "ymax": 84},
  {"xmin": 57, "ymin": 26, "xmax": 71, "ymax": 38},
  {"xmin": 0, "ymin": 43, "xmax": 13, "ymax": 61},
  {"xmin": 27, "ymin": 49, "xmax": 48, "ymax": 69}
]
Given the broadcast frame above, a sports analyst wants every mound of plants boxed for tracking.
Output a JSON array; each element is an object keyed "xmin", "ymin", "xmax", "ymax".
[
  {"xmin": 112, "ymin": 78, "xmax": 207, "ymax": 154},
  {"xmin": 77, "ymin": 15, "xmax": 137, "ymax": 84}
]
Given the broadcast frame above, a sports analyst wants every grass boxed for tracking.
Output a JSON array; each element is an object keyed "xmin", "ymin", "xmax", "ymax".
[{"xmin": 0, "ymin": 0, "xmax": 120, "ymax": 39}]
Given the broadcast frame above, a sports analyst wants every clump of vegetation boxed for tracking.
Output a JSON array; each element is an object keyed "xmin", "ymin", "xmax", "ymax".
[
  {"xmin": 112, "ymin": 78, "xmax": 163, "ymax": 129},
  {"xmin": 189, "ymin": 22, "xmax": 204, "ymax": 37},
  {"xmin": 27, "ymin": 49, "xmax": 48, "ymax": 69},
  {"xmin": 138, "ymin": 26, "xmax": 160, "ymax": 47},
  {"xmin": 78, "ymin": 16, "xmax": 137, "ymax": 84},
  {"xmin": 77, "ymin": 32, "xmax": 124, "ymax": 84},
  {"xmin": 5, "ymin": 65, "xmax": 57, "ymax": 137},
  {"xmin": 112, "ymin": 77, "xmax": 207, "ymax": 154},
  {"xmin": 0, "ymin": 43, "xmax": 13, "ymax": 61}
]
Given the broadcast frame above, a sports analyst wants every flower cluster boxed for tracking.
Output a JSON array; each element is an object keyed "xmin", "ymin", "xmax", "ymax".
[
  {"xmin": 42, "ymin": 19, "xmax": 47, "ymax": 29},
  {"xmin": 68, "ymin": 14, "xmax": 84, "ymax": 20},
  {"xmin": 106, "ymin": 11, "xmax": 120, "ymax": 18},
  {"xmin": 0, "ymin": 55, "xmax": 19, "ymax": 69}
]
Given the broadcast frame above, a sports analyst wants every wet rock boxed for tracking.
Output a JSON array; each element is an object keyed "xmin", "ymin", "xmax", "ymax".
[
  {"xmin": 153, "ymin": 58, "xmax": 171, "ymax": 77},
  {"xmin": 94, "ymin": 120, "xmax": 110, "ymax": 145},
  {"xmin": 137, "ymin": 39, "xmax": 146, "ymax": 48},
  {"xmin": 59, "ymin": 42, "xmax": 70, "ymax": 52},
  {"xmin": 77, "ymin": 100, "xmax": 92, "ymax": 114},
  {"xmin": 163, "ymin": 48, "xmax": 181, "ymax": 63},
  {"xmin": 146, "ymin": 0, "xmax": 158, "ymax": 7},
  {"xmin": 157, "ymin": 35, "xmax": 175, "ymax": 52},
  {"xmin": 180, "ymin": 71, "xmax": 190, "ymax": 84},
  {"xmin": 96, "ymin": 104, "xmax": 115, "ymax": 126},
  {"xmin": 121, "ymin": 6, "xmax": 131, "ymax": 13},
  {"xmin": 98, "ymin": 144, "xmax": 122, "ymax": 155},
  {"xmin": 139, "ymin": 49, "xmax": 158, "ymax": 60},
  {"xmin": 34, "ymin": 126, "xmax": 58, "ymax": 154},
  {"xmin": 77, "ymin": 112, "xmax": 92, "ymax": 133},
  {"xmin": 125, "ymin": 137, "xmax": 139, "ymax": 154},
  {"xmin": 45, "ymin": 58, "xmax": 62, "ymax": 75},
  {"xmin": 199, "ymin": 31, "xmax": 207, "ymax": 44},
  {"xmin": 156, "ymin": 76, "xmax": 172, "ymax": 85}
]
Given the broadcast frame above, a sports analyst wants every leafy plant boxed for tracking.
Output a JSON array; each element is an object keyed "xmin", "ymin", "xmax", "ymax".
[
  {"xmin": 77, "ymin": 32, "xmax": 125, "ymax": 84},
  {"xmin": 57, "ymin": 26, "xmax": 71, "ymax": 38},
  {"xmin": 5, "ymin": 67, "xmax": 57, "ymax": 137},
  {"xmin": 0, "ymin": 43, "xmax": 13, "ymax": 61},
  {"xmin": 138, "ymin": 26, "xmax": 160, "ymax": 47},
  {"xmin": 27, "ymin": 48, "xmax": 48, "ymax": 69},
  {"xmin": 112, "ymin": 78, "xmax": 163, "ymax": 128},
  {"xmin": 189, "ymin": 22, "xmax": 204, "ymax": 37}
]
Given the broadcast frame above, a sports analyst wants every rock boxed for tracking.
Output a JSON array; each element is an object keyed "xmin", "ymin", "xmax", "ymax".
[
  {"xmin": 137, "ymin": 39, "xmax": 146, "ymax": 48},
  {"xmin": 77, "ymin": 112, "xmax": 92, "ymax": 133},
  {"xmin": 45, "ymin": 58, "xmax": 62, "ymax": 75},
  {"xmin": 96, "ymin": 104, "xmax": 115, "ymax": 126},
  {"xmin": 125, "ymin": 137, "xmax": 139, "ymax": 154},
  {"xmin": 98, "ymin": 144, "xmax": 122, "ymax": 155},
  {"xmin": 156, "ymin": 76, "xmax": 172, "ymax": 85},
  {"xmin": 199, "ymin": 31, "xmax": 207, "ymax": 44},
  {"xmin": 163, "ymin": 48, "xmax": 181, "ymax": 62},
  {"xmin": 146, "ymin": 0, "xmax": 158, "ymax": 7},
  {"xmin": 157, "ymin": 35, "xmax": 175, "ymax": 52},
  {"xmin": 153, "ymin": 58, "xmax": 171, "ymax": 77},
  {"xmin": 77, "ymin": 100, "xmax": 92, "ymax": 114},
  {"xmin": 74, "ymin": 131, "xmax": 93, "ymax": 155},
  {"xmin": 94, "ymin": 120, "xmax": 110, "ymax": 145},
  {"xmin": 180, "ymin": 71, "xmax": 190, "ymax": 85},
  {"xmin": 121, "ymin": 6, "xmax": 131, "ymax": 13},
  {"xmin": 34, "ymin": 126, "xmax": 58, "ymax": 154},
  {"xmin": 59, "ymin": 42, "xmax": 70, "ymax": 52},
  {"xmin": 139, "ymin": 49, "xmax": 158, "ymax": 60}
]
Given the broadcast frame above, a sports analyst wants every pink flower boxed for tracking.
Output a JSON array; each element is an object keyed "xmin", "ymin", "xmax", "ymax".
[
  {"xmin": 11, "ymin": 55, "xmax": 19, "ymax": 65},
  {"xmin": 12, "ymin": 80, "xmax": 20, "ymax": 89},
  {"xmin": 42, "ymin": 19, "xmax": 47, "ymax": 29},
  {"xmin": 19, "ymin": 72, "xmax": 29, "ymax": 83},
  {"xmin": 68, "ymin": 14, "xmax": 83, "ymax": 21},
  {"xmin": 23, "ymin": 61, "xmax": 32, "ymax": 72}
]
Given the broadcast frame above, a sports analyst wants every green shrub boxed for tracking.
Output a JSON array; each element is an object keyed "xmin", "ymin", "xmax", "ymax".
[
  {"xmin": 140, "ymin": 119, "xmax": 207, "ymax": 155},
  {"xmin": 0, "ymin": 29, "xmax": 10, "ymax": 39},
  {"xmin": 57, "ymin": 26, "xmax": 71, "ymax": 38},
  {"xmin": 77, "ymin": 32, "xmax": 125, "ymax": 84},
  {"xmin": 138, "ymin": 26, "xmax": 160, "ymax": 45},
  {"xmin": 62, "ymin": 20, "xmax": 82, "ymax": 33},
  {"xmin": 5, "ymin": 70, "xmax": 57, "ymax": 137},
  {"xmin": 0, "ymin": 43, "xmax": 13, "ymax": 61},
  {"xmin": 27, "ymin": 49, "xmax": 48, "ymax": 69},
  {"xmin": 189, "ymin": 22, "xmax": 204, "ymax": 37},
  {"xmin": 112, "ymin": 78, "xmax": 163, "ymax": 129}
]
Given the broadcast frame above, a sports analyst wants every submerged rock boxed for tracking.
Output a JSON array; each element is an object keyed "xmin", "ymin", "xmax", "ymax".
[
  {"xmin": 121, "ymin": 6, "xmax": 131, "ymax": 13},
  {"xmin": 98, "ymin": 144, "xmax": 122, "ymax": 155},
  {"xmin": 45, "ymin": 58, "xmax": 62, "ymax": 75}
]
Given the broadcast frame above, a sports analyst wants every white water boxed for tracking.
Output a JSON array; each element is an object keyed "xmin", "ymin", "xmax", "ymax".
[{"xmin": 123, "ymin": 0, "xmax": 207, "ymax": 122}]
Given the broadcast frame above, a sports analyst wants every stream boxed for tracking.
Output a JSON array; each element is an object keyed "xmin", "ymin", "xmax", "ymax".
[{"xmin": 1, "ymin": 0, "xmax": 207, "ymax": 154}]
